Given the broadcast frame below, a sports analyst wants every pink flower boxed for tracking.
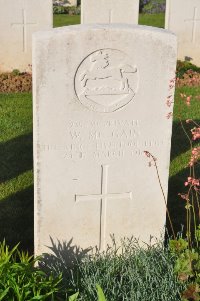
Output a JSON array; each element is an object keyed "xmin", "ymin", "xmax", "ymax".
[
  {"xmin": 180, "ymin": 93, "xmax": 192, "ymax": 106},
  {"xmin": 191, "ymin": 127, "xmax": 200, "ymax": 140},
  {"xmin": 186, "ymin": 96, "xmax": 191, "ymax": 106},
  {"xmin": 184, "ymin": 177, "xmax": 200, "ymax": 187},
  {"xmin": 178, "ymin": 193, "xmax": 189, "ymax": 201}
]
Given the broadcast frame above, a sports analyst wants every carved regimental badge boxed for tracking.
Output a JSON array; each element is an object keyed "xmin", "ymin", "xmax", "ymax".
[{"xmin": 75, "ymin": 49, "xmax": 139, "ymax": 113}]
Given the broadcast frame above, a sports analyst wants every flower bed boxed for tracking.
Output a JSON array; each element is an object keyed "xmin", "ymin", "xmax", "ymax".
[{"xmin": 0, "ymin": 71, "xmax": 32, "ymax": 93}]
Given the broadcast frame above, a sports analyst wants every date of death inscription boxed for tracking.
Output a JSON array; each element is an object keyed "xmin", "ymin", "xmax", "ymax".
[{"xmin": 39, "ymin": 119, "xmax": 169, "ymax": 160}]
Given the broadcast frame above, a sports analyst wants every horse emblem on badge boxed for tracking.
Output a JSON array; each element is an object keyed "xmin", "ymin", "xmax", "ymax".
[{"xmin": 75, "ymin": 49, "xmax": 139, "ymax": 113}]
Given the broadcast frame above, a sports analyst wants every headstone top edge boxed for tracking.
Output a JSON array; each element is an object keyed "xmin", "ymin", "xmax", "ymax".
[{"xmin": 33, "ymin": 23, "xmax": 177, "ymax": 42}]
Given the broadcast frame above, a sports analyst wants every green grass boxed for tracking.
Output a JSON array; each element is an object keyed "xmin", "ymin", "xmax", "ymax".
[
  {"xmin": 53, "ymin": 13, "xmax": 165, "ymax": 28},
  {"xmin": 168, "ymin": 87, "xmax": 200, "ymax": 236},
  {"xmin": 53, "ymin": 14, "xmax": 80, "ymax": 27},
  {"xmin": 139, "ymin": 13, "xmax": 165, "ymax": 28},
  {"xmin": 0, "ymin": 93, "xmax": 33, "ymax": 252}
]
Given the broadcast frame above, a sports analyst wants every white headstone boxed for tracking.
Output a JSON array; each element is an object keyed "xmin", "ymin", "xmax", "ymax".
[
  {"xmin": 33, "ymin": 24, "xmax": 177, "ymax": 255},
  {"xmin": 0, "ymin": 0, "xmax": 52, "ymax": 72},
  {"xmin": 63, "ymin": 0, "xmax": 77, "ymax": 6},
  {"xmin": 81, "ymin": 0, "xmax": 139, "ymax": 24},
  {"xmin": 69, "ymin": 0, "xmax": 77, "ymax": 6},
  {"xmin": 166, "ymin": 0, "xmax": 200, "ymax": 66}
]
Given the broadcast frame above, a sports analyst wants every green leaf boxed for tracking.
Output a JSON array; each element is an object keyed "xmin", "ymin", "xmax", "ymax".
[
  {"xmin": 169, "ymin": 238, "xmax": 188, "ymax": 254},
  {"xmin": 195, "ymin": 226, "xmax": 200, "ymax": 242},
  {"xmin": 96, "ymin": 285, "xmax": 107, "ymax": 301},
  {"xmin": 30, "ymin": 297, "xmax": 44, "ymax": 301},
  {"xmin": 69, "ymin": 292, "xmax": 79, "ymax": 301},
  {"xmin": 0, "ymin": 288, "xmax": 10, "ymax": 300}
]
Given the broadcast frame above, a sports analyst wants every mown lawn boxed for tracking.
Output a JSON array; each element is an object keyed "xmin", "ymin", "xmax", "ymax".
[
  {"xmin": 53, "ymin": 14, "xmax": 80, "ymax": 27},
  {"xmin": 168, "ymin": 87, "xmax": 200, "ymax": 236},
  {"xmin": 0, "ymin": 93, "xmax": 33, "ymax": 252},
  {"xmin": 53, "ymin": 13, "xmax": 165, "ymax": 28}
]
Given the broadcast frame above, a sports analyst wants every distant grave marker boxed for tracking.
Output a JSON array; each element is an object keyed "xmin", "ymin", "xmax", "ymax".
[
  {"xmin": 166, "ymin": 0, "xmax": 200, "ymax": 66},
  {"xmin": 33, "ymin": 24, "xmax": 177, "ymax": 255},
  {"xmin": 81, "ymin": 0, "xmax": 139, "ymax": 24},
  {"xmin": 11, "ymin": 9, "xmax": 37, "ymax": 52},
  {"xmin": 0, "ymin": 0, "xmax": 52, "ymax": 72},
  {"xmin": 184, "ymin": 7, "xmax": 200, "ymax": 43}
]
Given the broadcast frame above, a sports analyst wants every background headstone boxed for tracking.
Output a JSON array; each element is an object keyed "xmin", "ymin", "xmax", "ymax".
[
  {"xmin": 81, "ymin": 0, "xmax": 139, "ymax": 24},
  {"xmin": 33, "ymin": 24, "xmax": 177, "ymax": 255},
  {"xmin": 0, "ymin": 0, "xmax": 52, "ymax": 72},
  {"xmin": 165, "ymin": 0, "xmax": 200, "ymax": 66},
  {"xmin": 54, "ymin": 0, "xmax": 77, "ymax": 6},
  {"xmin": 67, "ymin": 0, "xmax": 77, "ymax": 6}
]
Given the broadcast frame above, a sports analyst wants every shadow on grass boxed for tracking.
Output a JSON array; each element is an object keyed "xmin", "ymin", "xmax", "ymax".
[
  {"xmin": 0, "ymin": 133, "xmax": 33, "ymax": 183},
  {"xmin": 0, "ymin": 185, "xmax": 34, "ymax": 254},
  {"xmin": 170, "ymin": 119, "xmax": 200, "ymax": 161},
  {"xmin": 167, "ymin": 168, "xmax": 188, "ymax": 237},
  {"xmin": 166, "ymin": 166, "xmax": 200, "ymax": 239},
  {"xmin": 166, "ymin": 117, "xmax": 200, "ymax": 238},
  {"xmin": 39, "ymin": 237, "xmax": 91, "ymax": 280}
]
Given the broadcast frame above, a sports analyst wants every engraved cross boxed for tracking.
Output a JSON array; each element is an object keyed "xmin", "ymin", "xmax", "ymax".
[
  {"xmin": 108, "ymin": 9, "xmax": 113, "ymax": 24},
  {"xmin": 75, "ymin": 165, "xmax": 132, "ymax": 250},
  {"xmin": 11, "ymin": 9, "xmax": 37, "ymax": 52},
  {"xmin": 184, "ymin": 7, "xmax": 200, "ymax": 43}
]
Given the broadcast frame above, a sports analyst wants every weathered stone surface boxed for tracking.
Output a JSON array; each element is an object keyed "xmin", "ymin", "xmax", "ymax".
[
  {"xmin": 69, "ymin": 0, "xmax": 77, "ymax": 6},
  {"xmin": 166, "ymin": 0, "xmax": 200, "ymax": 66},
  {"xmin": 81, "ymin": 0, "xmax": 139, "ymax": 24},
  {"xmin": 0, "ymin": 0, "xmax": 52, "ymax": 72},
  {"xmin": 33, "ymin": 24, "xmax": 177, "ymax": 255}
]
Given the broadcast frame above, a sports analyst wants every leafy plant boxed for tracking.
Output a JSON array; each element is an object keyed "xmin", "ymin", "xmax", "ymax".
[
  {"xmin": 176, "ymin": 60, "xmax": 200, "ymax": 79},
  {"xmin": 0, "ymin": 240, "xmax": 69, "ymax": 300},
  {"xmin": 53, "ymin": 5, "xmax": 80, "ymax": 15},
  {"xmin": 70, "ymin": 239, "xmax": 184, "ymax": 301},
  {"xmin": 12, "ymin": 69, "xmax": 21, "ymax": 76},
  {"xmin": 142, "ymin": 0, "xmax": 166, "ymax": 14},
  {"xmin": 139, "ymin": 0, "xmax": 151, "ymax": 12}
]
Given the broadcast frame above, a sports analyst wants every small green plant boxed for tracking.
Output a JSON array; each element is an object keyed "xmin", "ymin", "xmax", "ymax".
[
  {"xmin": 73, "ymin": 239, "xmax": 184, "ymax": 301},
  {"xmin": 0, "ymin": 240, "xmax": 69, "ymax": 300},
  {"xmin": 53, "ymin": 5, "xmax": 68, "ymax": 14},
  {"xmin": 176, "ymin": 60, "xmax": 200, "ymax": 79},
  {"xmin": 12, "ymin": 69, "xmax": 21, "ymax": 76},
  {"xmin": 169, "ymin": 232, "xmax": 200, "ymax": 301},
  {"xmin": 170, "ymin": 107, "xmax": 200, "ymax": 300},
  {"xmin": 53, "ymin": 5, "xmax": 80, "ymax": 15}
]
